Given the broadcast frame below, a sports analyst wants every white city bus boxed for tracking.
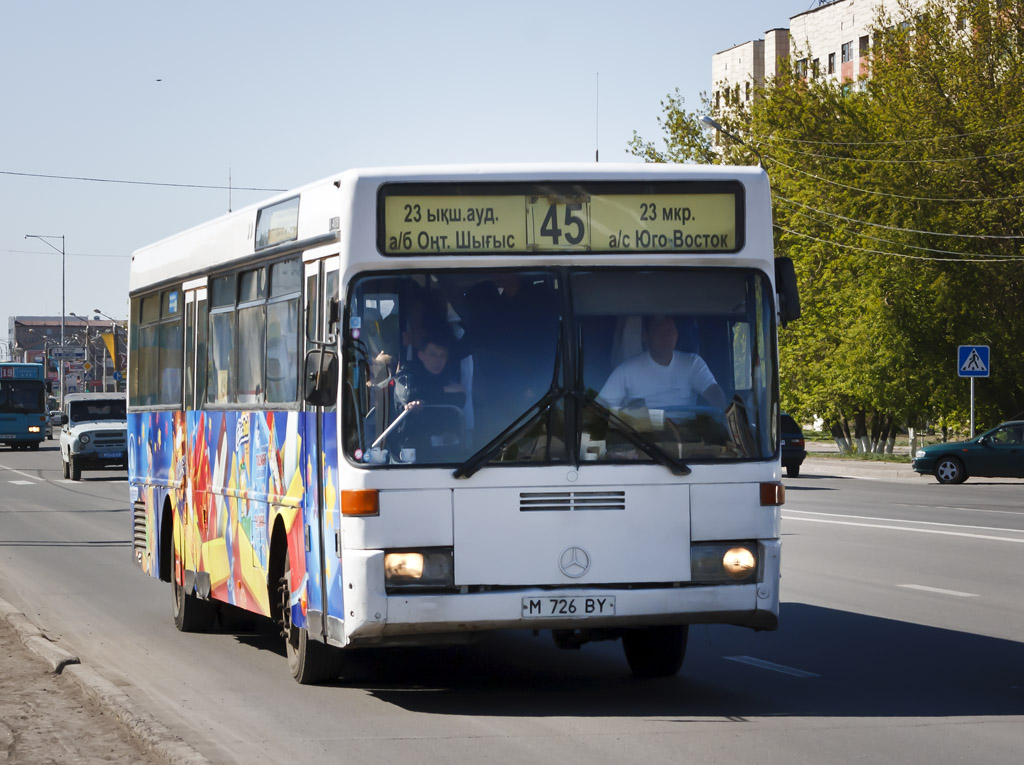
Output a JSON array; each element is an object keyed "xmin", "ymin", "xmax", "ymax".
[{"xmin": 128, "ymin": 163, "xmax": 800, "ymax": 683}]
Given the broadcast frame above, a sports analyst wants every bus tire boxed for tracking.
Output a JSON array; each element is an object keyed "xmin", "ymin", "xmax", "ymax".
[
  {"xmin": 280, "ymin": 553, "xmax": 343, "ymax": 684},
  {"xmin": 70, "ymin": 456, "xmax": 81, "ymax": 481},
  {"xmin": 622, "ymin": 625, "xmax": 688, "ymax": 678},
  {"xmin": 172, "ymin": 577, "xmax": 217, "ymax": 632}
]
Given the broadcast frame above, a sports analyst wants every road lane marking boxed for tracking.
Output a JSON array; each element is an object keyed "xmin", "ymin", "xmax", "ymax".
[
  {"xmin": 897, "ymin": 584, "xmax": 978, "ymax": 598},
  {"xmin": 783, "ymin": 515, "xmax": 1024, "ymax": 544},
  {"xmin": 0, "ymin": 464, "xmax": 43, "ymax": 482},
  {"xmin": 783, "ymin": 509, "xmax": 1024, "ymax": 543},
  {"xmin": 894, "ymin": 503, "xmax": 1024, "ymax": 518},
  {"xmin": 7, "ymin": 480, "xmax": 35, "ymax": 486},
  {"xmin": 724, "ymin": 656, "xmax": 820, "ymax": 678}
]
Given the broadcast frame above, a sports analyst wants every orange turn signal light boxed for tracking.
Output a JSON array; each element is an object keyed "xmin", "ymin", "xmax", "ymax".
[
  {"xmin": 760, "ymin": 482, "xmax": 785, "ymax": 506},
  {"xmin": 342, "ymin": 489, "xmax": 380, "ymax": 516}
]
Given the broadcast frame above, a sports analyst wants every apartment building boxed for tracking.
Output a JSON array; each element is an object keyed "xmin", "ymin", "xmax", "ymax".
[{"xmin": 711, "ymin": 0, "xmax": 926, "ymax": 108}]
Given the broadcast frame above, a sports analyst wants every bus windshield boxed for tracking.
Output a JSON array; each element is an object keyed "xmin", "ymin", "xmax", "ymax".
[
  {"xmin": 344, "ymin": 267, "xmax": 776, "ymax": 469},
  {"xmin": 0, "ymin": 380, "xmax": 46, "ymax": 415}
]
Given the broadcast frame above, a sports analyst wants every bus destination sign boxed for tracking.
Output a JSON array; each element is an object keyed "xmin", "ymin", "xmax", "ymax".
[{"xmin": 379, "ymin": 182, "xmax": 742, "ymax": 256}]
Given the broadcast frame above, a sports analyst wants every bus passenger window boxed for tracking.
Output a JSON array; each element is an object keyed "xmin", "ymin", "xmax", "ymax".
[
  {"xmin": 237, "ymin": 304, "xmax": 266, "ymax": 404},
  {"xmin": 266, "ymin": 298, "xmax": 299, "ymax": 403},
  {"xmin": 207, "ymin": 312, "xmax": 235, "ymax": 404}
]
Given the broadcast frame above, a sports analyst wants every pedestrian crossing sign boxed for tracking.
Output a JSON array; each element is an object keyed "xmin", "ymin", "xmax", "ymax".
[{"xmin": 958, "ymin": 345, "xmax": 990, "ymax": 378}]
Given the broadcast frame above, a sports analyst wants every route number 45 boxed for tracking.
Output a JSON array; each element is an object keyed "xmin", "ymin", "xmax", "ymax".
[{"xmin": 539, "ymin": 202, "xmax": 587, "ymax": 246}]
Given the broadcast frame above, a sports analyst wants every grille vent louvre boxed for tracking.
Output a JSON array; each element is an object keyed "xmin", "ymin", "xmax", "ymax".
[
  {"xmin": 519, "ymin": 490, "xmax": 625, "ymax": 512},
  {"xmin": 133, "ymin": 502, "xmax": 147, "ymax": 555}
]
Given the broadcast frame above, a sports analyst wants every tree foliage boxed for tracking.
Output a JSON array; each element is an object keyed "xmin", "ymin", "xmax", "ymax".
[{"xmin": 631, "ymin": 0, "xmax": 1024, "ymax": 434}]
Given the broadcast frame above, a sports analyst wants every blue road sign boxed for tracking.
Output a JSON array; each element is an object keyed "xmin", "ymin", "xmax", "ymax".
[{"xmin": 958, "ymin": 345, "xmax": 990, "ymax": 378}]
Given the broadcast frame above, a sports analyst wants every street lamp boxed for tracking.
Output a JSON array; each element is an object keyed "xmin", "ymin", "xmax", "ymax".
[
  {"xmin": 25, "ymin": 234, "xmax": 65, "ymax": 403},
  {"xmin": 700, "ymin": 115, "xmax": 764, "ymax": 168}
]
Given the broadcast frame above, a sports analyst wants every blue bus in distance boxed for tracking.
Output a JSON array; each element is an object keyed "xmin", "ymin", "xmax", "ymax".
[{"xmin": 0, "ymin": 363, "xmax": 48, "ymax": 450}]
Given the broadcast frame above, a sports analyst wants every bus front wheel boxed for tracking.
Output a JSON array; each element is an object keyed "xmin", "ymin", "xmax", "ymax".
[
  {"xmin": 622, "ymin": 625, "xmax": 688, "ymax": 678},
  {"xmin": 279, "ymin": 554, "xmax": 343, "ymax": 684}
]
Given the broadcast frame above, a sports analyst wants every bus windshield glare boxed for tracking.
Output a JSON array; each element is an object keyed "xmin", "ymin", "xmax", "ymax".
[{"xmin": 344, "ymin": 267, "xmax": 776, "ymax": 469}]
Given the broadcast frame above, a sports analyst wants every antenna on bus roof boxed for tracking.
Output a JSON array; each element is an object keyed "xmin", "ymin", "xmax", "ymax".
[
  {"xmin": 228, "ymin": 167, "xmax": 232, "ymax": 213},
  {"xmin": 595, "ymin": 72, "xmax": 599, "ymax": 163}
]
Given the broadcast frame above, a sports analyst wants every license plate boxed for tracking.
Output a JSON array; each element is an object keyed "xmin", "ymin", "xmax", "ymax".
[
  {"xmin": 0, "ymin": 434, "xmax": 14, "ymax": 439},
  {"xmin": 521, "ymin": 595, "xmax": 615, "ymax": 618},
  {"xmin": 100, "ymin": 451, "xmax": 123, "ymax": 459}
]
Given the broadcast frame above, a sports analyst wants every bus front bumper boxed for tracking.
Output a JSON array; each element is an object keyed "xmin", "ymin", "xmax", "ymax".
[{"xmin": 336, "ymin": 540, "xmax": 780, "ymax": 646}]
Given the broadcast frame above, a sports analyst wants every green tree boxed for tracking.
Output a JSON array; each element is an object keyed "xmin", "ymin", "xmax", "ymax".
[{"xmin": 631, "ymin": 0, "xmax": 1024, "ymax": 437}]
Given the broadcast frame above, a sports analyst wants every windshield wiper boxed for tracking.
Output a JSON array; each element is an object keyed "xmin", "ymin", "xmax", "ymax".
[
  {"xmin": 453, "ymin": 323, "xmax": 565, "ymax": 479},
  {"xmin": 583, "ymin": 398, "xmax": 692, "ymax": 476},
  {"xmin": 452, "ymin": 385, "xmax": 566, "ymax": 479}
]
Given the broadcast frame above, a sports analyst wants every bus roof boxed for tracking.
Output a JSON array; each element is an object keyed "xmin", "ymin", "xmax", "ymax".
[{"xmin": 129, "ymin": 163, "xmax": 770, "ymax": 295}]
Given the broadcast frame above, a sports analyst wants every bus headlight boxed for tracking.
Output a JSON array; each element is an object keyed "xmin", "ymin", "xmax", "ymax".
[
  {"xmin": 691, "ymin": 542, "xmax": 759, "ymax": 584},
  {"xmin": 384, "ymin": 548, "xmax": 454, "ymax": 590},
  {"xmin": 28, "ymin": 426, "xmax": 41, "ymax": 434}
]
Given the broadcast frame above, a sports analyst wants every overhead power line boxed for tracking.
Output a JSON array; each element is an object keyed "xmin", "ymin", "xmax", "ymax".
[
  {"xmin": 775, "ymin": 225, "xmax": 1024, "ymax": 263},
  {"xmin": 775, "ymin": 196, "xmax": 1024, "ymax": 240},
  {"xmin": 780, "ymin": 204, "xmax": 1021, "ymax": 259},
  {"xmin": 760, "ymin": 120, "xmax": 1024, "ymax": 148},
  {"xmin": 770, "ymin": 144, "xmax": 1024, "ymax": 165},
  {"xmin": 1, "ymin": 248, "xmax": 128, "ymax": 259},
  {"xmin": 0, "ymin": 169, "xmax": 285, "ymax": 192},
  {"xmin": 768, "ymin": 157, "xmax": 1024, "ymax": 202}
]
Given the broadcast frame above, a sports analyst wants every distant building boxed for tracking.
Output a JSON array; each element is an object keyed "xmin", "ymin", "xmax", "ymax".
[
  {"xmin": 7, "ymin": 315, "xmax": 126, "ymax": 394},
  {"xmin": 711, "ymin": 0, "xmax": 927, "ymax": 112}
]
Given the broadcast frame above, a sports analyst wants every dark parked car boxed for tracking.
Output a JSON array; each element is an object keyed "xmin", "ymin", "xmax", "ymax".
[
  {"xmin": 912, "ymin": 420, "xmax": 1024, "ymax": 484},
  {"xmin": 780, "ymin": 412, "xmax": 806, "ymax": 478}
]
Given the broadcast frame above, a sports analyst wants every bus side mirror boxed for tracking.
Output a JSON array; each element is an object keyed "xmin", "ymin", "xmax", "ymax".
[
  {"xmin": 775, "ymin": 257, "xmax": 801, "ymax": 327},
  {"xmin": 304, "ymin": 348, "xmax": 339, "ymax": 407}
]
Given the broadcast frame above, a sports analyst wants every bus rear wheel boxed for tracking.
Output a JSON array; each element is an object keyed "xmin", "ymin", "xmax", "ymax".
[
  {"xmin": 279, "ymin": 554, "xmax": 343, "ymax": 684},
  {"xmin": 622, "ymin": 625, "xmax": 688, "ymax": 678},
  {"xmin": 172, "ymin": 576, "xmax": 216, "ymax": 632}
]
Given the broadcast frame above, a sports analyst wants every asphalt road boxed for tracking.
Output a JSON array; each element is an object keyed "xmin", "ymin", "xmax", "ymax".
[{"xmin": 1, "ymin": 445, "xmax": 1022, "ymax": 764}]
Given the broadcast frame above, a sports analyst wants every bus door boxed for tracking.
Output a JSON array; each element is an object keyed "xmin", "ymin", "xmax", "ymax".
[
  {"xmin": 179, "ymin": 285, "xmax": 207, "ymax": 593},
  {"xmin": 302, "ymin": 256, "xmax": 342, "ymax": 642}
]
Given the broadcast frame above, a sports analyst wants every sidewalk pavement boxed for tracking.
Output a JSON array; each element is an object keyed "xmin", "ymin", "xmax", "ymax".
[{"xmin": 0, "ymin": 595, "xmax": 208, "ymax": 764}]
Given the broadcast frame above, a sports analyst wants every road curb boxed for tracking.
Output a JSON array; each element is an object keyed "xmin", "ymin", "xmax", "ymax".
[
  {"xmin": 0, "ymin": 595, "xmax": 211, "ymax": 765},
  {"xmin": 800, "ymin": 456, "xmax": 924, "ymax": 482},
  {"xmin": 64, "ymin": 664, "xmax": 211, "ymax": 765}
]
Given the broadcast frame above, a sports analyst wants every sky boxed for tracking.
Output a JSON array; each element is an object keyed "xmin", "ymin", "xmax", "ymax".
[{"xmin": 1, "ymin": 0, "xmax": 803, "ymax": 331}]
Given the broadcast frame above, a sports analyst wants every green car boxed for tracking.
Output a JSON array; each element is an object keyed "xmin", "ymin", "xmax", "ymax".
[{"xmin": 912, "ymin": 420, "xmax": 1024, "ymax": 484}]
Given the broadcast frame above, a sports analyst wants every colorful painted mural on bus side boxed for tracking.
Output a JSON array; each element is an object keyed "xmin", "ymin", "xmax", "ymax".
[{"xmin": 129, "ymin": 410, "xmax": 342, "ymax": 629}]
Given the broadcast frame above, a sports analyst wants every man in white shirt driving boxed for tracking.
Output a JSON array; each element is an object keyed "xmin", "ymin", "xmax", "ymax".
[{"xmin": 597, "ymin": 315, "xmax": 727, "ymax": 411}]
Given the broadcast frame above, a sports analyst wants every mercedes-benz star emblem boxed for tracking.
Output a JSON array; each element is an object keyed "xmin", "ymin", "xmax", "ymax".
[{"xmin": 559, "ymin": 546, "xmax": 591, "ymax": 578}]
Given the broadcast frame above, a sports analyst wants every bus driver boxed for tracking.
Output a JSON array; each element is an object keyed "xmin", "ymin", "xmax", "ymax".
[{"xmin": 597, "ymin": 315, "xmax": 727, "ymax": 412}]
